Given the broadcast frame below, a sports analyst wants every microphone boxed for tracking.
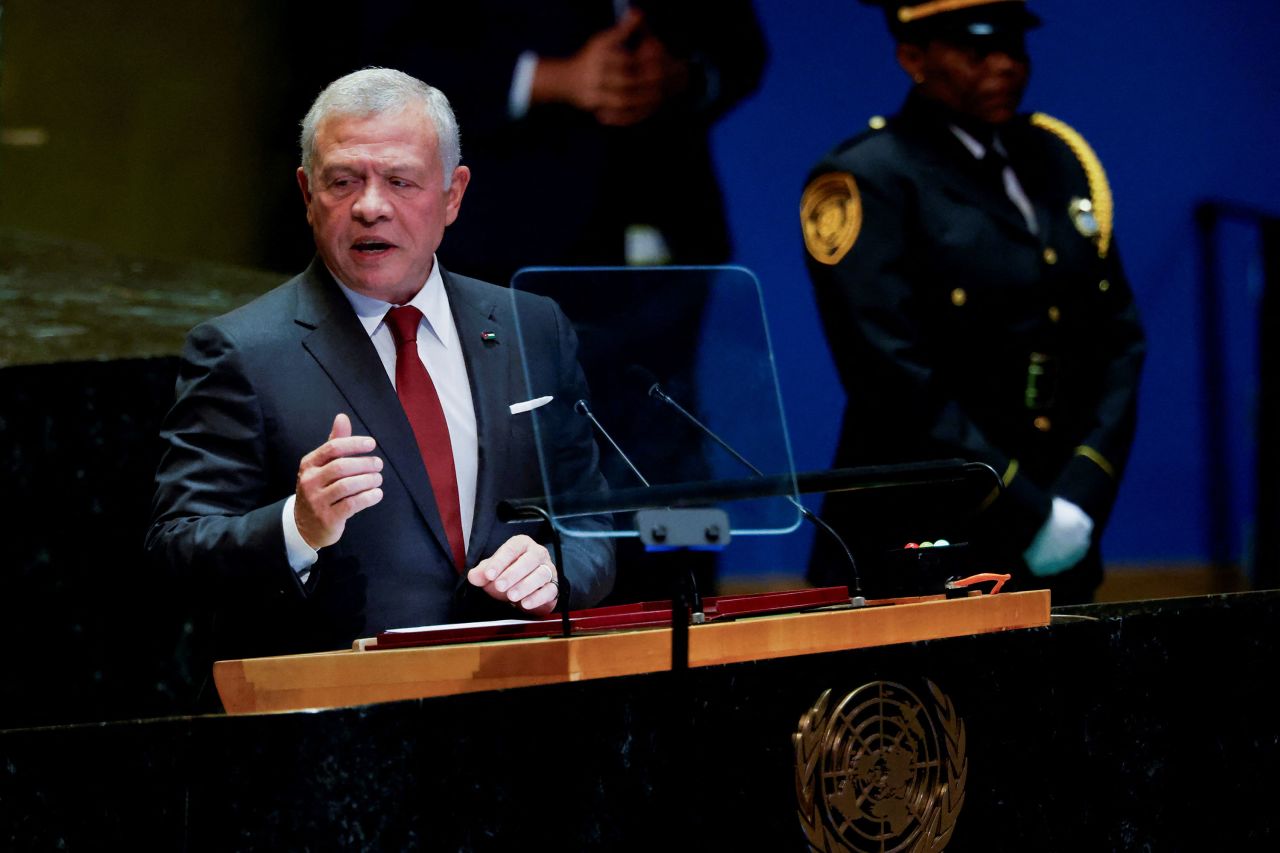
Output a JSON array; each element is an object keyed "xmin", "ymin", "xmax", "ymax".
[
  {"xmin": 574, "ymin": 397, "xmax": 706, "ymax": 624},
  {"xmin": 627, "ymin": 366, "xmax": 762, "ymax": 477},
  {"xmin": 630, "ymin": 366, "xmax": 865, "ymax": 603},
  {"xmin": 574, "ymin": 399, "xmax": 650, "ymax": 487}
]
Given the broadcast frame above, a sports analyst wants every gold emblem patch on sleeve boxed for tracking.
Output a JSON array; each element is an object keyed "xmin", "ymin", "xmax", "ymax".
[{"xmin": 801, "ymin": 172, "xmax": 862, "ymax": 266}]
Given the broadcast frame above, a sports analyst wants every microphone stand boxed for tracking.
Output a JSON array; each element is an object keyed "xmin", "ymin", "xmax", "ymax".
[
  {"xmin": 577, "ymin": 398, "xmax": 712, "ymax": 669},
  {"xmin": 644, "ymin": 379, "xmax": 865, "ymax": 605}
]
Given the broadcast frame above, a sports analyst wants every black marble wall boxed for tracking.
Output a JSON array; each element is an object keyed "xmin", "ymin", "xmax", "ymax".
[
  {"xmin": 0, "ymin": 229, "xmax": 278, "ymax": 727},
  {"xmin": 0, "ymin": 356, "xmax": 199, "ymax": 726}
]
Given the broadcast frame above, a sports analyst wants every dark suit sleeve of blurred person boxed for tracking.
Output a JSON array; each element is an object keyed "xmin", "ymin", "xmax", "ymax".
[
  {"xmin": 802, "ymin": 1, "xmax": 1144, "ymax": 600},
  {"xmin": 366, "ymin": 2, "xmax": 767, "ymax": 130},
  {"xmin": 359, "ymin": 1, "xmax": 768, "ymax": 283}
]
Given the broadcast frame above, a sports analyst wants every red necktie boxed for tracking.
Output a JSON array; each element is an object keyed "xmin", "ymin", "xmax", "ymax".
[{"xmin": 385, "ymin": 306, "xmax": 467, "ymax": 571}]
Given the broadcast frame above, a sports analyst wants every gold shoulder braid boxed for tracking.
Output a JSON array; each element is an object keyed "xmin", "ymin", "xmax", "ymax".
[
  {"xmin": 801, "ymin": 172, "xmax": 862, "ymax": 266},
  {"xmin": 1030, "ymin": 112, "xmax": 1113, "ymax": 258}
]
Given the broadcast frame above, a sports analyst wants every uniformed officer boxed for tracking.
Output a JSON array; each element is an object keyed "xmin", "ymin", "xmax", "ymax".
[{"xmin": 802, "ymin": 0, "xmax": 1145, "ymax": 604}]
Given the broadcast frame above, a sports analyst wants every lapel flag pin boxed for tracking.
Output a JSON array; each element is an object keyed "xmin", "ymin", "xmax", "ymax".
[{"xmin": 481, "ymin": 330, "xmax": 498, "ymax": 344}]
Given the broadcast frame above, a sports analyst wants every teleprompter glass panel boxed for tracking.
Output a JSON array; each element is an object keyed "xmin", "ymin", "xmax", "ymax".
[{"xmin": 509, "ymin": 266, "xmax": 801, "ymax": 541}]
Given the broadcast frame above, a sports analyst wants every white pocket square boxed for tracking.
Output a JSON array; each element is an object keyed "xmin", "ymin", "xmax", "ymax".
[{"xmin": 509, "ymin": 395, "xmax": 553, "ymax": 415}]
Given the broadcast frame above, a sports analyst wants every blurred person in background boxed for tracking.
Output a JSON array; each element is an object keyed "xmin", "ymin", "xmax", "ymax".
[{"xmin": 802, "ymin": 0, "xmax": 1144, "ymax": 604}]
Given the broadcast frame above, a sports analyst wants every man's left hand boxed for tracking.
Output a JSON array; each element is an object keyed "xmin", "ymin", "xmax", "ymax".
[{"xmin": 467, "ymin": 535, "xmax": 560, "ymax": 616}]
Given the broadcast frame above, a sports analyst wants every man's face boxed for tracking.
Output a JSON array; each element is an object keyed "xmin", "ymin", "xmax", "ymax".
[
  {"xmin": 898, "ymin": 36, "xmax": 1030, "ymax": 125},
  {"xmin": 297, "ymin": 107, "xmax": 469, "ymax": 304}
]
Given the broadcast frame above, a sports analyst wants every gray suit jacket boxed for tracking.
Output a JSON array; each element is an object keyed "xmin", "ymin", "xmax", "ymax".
[{"xmin": 147, "ymin": 259, "xmax": 614, "ymax": 660}]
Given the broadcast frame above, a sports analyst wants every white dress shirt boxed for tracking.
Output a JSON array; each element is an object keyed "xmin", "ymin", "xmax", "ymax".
[{"xmin": 284, "ymin": 257, "xmax": 479, "ymax": 578}]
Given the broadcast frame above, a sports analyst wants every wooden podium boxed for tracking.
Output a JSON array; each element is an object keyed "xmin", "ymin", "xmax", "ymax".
[{"xmin": 214, "ymin": 590, "xmax": 1049, "ymax": 714}]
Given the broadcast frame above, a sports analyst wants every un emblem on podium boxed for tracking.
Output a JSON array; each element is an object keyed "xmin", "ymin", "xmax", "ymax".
[{"xmin": 794, "ymin": 681, "xmax": 967, "ymax": 853}]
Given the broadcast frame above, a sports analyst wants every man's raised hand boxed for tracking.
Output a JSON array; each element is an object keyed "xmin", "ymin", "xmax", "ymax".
[{"xmin": 294, "ymin": 413, "xmax": 384, "ymax": 549}]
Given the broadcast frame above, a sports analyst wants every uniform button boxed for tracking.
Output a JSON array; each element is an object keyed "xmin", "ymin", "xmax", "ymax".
[
  {"xmin": 1099, "ymin": 279, "xmax": 1111, "ymax": 292},
  {"xmin": 950, "ymin": 287, "xmax": 967, "ymax": 307},
  {"xmin": 1033, "ymin": 416, "xmax": 1052, "ymax": 432},
  {"xmin": 1047, "ymin": 305, "xmax": 1061, "ymax": 323},
  {"xmin": 869, "ymin": 115, "xmax": 887, "ymax": 129},
  {"xmin": 1042, "ymin": 247, "xmax": 1058, "ymax": 265}
]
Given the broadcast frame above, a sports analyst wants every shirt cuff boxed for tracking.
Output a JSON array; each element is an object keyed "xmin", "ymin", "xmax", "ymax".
[
  {"xmin": 282, "ymin": 494, "xmax": 319, "ymax": 582},
  {"xmin": 508, "ymin": 51, "xmax": 538, "ymax": 120}
]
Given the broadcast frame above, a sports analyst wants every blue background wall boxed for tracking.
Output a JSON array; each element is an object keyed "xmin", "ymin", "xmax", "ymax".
[{"xmin": 712, "ymin": 0, "xmax": 1280, "ymax": 579}]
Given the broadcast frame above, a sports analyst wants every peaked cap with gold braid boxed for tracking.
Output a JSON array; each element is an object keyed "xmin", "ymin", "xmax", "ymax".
[{"xmin": 858, "ymin": 0, "xmax": 1041, "ymax": 41}]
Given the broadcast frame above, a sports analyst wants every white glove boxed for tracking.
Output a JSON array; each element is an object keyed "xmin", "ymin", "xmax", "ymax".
[{"xmin": 1023, "ymin": 497, "xmax": 1094, "ymax": 577}]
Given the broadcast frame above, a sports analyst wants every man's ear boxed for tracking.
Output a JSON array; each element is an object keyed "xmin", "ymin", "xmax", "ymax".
[
  {"xmin": 896, "ymin": 42, "xmax": 925, "ymax": 80},
  {"xmin": 296, "ymin": 167, "xmax": 314, "ymax": 225},
  {"xmin": 444, "ymin": 165, "xmax": 471, "ymax": 227}
]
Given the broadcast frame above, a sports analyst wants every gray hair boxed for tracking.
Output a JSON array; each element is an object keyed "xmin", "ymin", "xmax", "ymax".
[{"xmin": 299, "ymin": 67, "xmax": 462, "ymax": 188}]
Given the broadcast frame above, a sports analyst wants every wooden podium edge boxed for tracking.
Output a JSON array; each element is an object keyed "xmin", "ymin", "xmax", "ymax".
[{"xmin": 213, "ymin": 590, "xmax": 1050, "ymax": 715}]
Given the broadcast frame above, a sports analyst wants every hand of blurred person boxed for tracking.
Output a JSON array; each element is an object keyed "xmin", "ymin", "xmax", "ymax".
[
  {"xmin": 1023, "ymin": 497, "xmax": 1094, "ymax": 576},
  {"xmin": 531, "ymin": 9, "xmax": 689, "ymax": 127}
]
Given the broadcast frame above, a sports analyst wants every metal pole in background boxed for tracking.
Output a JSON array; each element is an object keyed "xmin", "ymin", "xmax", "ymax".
[
  {"xmin": 1194, "ymin": 203, "xmax": 1235, "ymax": 577},
  {"xmin": 1255, "ymin": 218, "xmax": 1280, "ymax": 589}
]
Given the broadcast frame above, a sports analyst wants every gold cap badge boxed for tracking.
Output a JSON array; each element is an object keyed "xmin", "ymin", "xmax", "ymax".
[{"xmin": 802, "ymin": 172, "xmax": 863, "ymax": 266}]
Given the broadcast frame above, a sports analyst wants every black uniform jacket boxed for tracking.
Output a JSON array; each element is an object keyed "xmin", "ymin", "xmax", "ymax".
[{"xmin": 804, "ymin": 92, "xmax": 1145, "ymax": 594}]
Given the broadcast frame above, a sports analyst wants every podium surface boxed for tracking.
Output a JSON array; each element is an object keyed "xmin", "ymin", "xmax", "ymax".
[{"xmin": 214, "ymin": 591, "xmax": 1050, "ymax": 714}]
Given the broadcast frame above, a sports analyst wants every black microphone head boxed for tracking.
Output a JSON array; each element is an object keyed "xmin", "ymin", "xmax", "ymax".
[
  {"xmin": 574, "ymin": 399, "xmax": 590, "ymax": 416},
  {"xmin": 624, "ymin": 364, "xmax": 663, "ymax": 399}
]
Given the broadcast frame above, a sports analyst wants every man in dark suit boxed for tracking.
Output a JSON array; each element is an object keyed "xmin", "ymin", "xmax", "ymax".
[
  {"xmin": 147, "ymin": 69, "xmax": 614, "ymax": 666},
  {"xmin": 802, "ymin": 0, "xmax": 1145, "ymax": 604}
]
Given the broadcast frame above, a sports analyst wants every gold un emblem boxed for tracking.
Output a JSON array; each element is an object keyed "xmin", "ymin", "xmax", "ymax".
[{"xmin": 794, "ymin": 681, "xmax": 967, "ymax": 853}]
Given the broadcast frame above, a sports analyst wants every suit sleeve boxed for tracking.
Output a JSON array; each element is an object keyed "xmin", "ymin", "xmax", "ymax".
[
  {"xmin": 359, "ymin": 5, "xmax": 610, "ymax": 139},
  {"xmin": 806, "ymin": 160, "xmax": 1053, "ymax": 545},
  {"xmin": 368, "ymin": 10, "xmax": 531, "ymax": 139},
  {"xmin": 363, "ymin": 1, "xmax": 767, "ymax": 137},
  {"xmin": 1051, "ymin": 242, "xmax": 1146, "ymax": 527},
  {"xmin": 641, "ymin": 0, "xmax": 768, "ymax": 119},
  {"xmin": 145, "ymin": 321, "xmax": 303, "ymax": 601}
]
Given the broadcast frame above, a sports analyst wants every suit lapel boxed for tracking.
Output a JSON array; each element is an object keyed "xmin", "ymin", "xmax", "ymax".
[
  {"xmin": 294, "ymin": 259, "xmax": 456, "ymax": 567},
  {"xmin": 442, "ymin": 267, "xmax": 512, "ymax": 559}
]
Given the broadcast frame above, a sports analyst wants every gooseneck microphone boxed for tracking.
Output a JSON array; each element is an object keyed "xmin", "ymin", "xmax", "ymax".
[
  {"xmin": 629, "ymin": 366, "xmax": 865, "ymax": 603},
  {"xmin": 574, "ymin": 397, "xmax": 706, "ymax": 629},
  {"xmin": 631, "ymin": 367, "xmax": 762, "ymax": 477},
  {"xmin": 574, "ymin": 399, "xmax": 651, "ymax": 487}
]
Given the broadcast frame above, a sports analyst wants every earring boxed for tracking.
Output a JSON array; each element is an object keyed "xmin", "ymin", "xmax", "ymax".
[{"xmin": 913, "ymin": 73, "xmax": 925, "ymax": 84}]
